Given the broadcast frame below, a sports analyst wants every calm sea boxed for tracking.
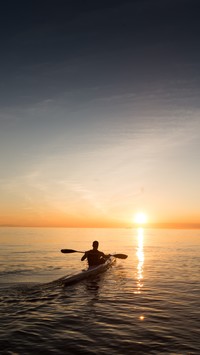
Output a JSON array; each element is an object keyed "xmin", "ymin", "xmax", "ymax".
[{"xmin": 0, "ymin": 227, "xmax": 199, "ymax": 354}]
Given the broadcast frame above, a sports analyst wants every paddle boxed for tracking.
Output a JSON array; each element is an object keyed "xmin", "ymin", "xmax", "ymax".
[{"xmin": 61, "ymin": 249, "xmax": 128, "ymax": 259}]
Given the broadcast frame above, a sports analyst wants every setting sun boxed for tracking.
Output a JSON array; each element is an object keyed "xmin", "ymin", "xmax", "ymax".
[{"xmin": 134, "ymin": 212, "xmax": 148, "ymax": 225}]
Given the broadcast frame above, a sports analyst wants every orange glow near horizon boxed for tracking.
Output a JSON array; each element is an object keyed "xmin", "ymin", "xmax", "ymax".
[
  {"xmin": 1, "ymin": 214, "xmax": 200, "ymax": 229},
  {"xmin": 0, "ymin": 206, "xmax": 200, "ymax": 229},
  {"xmin": 0, "ymin": 209, "xmax": 126, "ymax": 228}
]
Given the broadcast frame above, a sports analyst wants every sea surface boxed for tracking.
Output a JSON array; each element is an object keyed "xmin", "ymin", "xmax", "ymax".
[{"xmin": 0, "ymin": 227, "xmax": 199, "ymax": 354}]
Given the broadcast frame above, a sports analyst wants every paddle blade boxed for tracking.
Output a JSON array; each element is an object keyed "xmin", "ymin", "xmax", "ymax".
[
  {"xmin": 61, "ymin": 249, "xmax": 80, "ymax": 253},
  {"xmin": 112, "ymin": 253, "xmax": 128, "ymax": 259}
]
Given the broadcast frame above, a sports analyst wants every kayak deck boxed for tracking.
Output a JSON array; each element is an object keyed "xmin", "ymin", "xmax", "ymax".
[{"xmin": 62, "ymin": 256, "xmax": 115, "ymax": 286}]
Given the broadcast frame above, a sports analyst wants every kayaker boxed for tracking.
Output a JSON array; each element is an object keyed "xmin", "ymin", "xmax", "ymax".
[{"xmin": 81, "ymin": 241, "xmax": 109, "ymax": 267}]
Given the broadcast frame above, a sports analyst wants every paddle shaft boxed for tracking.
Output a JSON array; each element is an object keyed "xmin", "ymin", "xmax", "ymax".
[
  {"xmin": 61, "ymin": 249, "xmax": 84, "ymax": 253},
  {"xmin": 61, "ymin": 249, "xmax": 127, "ymax": 259}
]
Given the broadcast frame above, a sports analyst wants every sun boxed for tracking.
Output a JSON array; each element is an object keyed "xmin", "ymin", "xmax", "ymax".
[{"xmin": 134, "ymin": 212, "xmax": 148, "ymax": 225}]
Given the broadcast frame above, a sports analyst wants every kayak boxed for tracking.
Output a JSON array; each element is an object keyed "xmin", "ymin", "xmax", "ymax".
[{"xmin": 62, "ymin": 256, "xmax": 115, "ymax": 286}]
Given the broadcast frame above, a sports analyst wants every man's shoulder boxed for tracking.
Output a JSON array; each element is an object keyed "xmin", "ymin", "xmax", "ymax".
[
  {"xmin": 98, "ymin": 250, "xmax": 104, "ymax": 256},
  {"xmin": 87, "ymin": 249, "xmax": 104, "ymax": 255}
]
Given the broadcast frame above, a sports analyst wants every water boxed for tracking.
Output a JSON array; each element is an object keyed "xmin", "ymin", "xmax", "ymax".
[{"xmin": 0, "ymin": 227, "xmax": 199, "ymax": 354}]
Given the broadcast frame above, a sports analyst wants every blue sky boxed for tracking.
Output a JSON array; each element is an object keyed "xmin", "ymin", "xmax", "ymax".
[{"xmin": 0, "ymin": 0, "xmax": 200, "ymax": 227}]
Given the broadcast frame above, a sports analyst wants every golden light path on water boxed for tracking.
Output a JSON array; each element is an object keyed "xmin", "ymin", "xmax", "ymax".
[
  {"xmin": 135, "ymin": 227, "xmax": 145, "ymax": 320},
  {"xmin": 135, "ymin": 227, "xmax": 144, "ymax": 294}
]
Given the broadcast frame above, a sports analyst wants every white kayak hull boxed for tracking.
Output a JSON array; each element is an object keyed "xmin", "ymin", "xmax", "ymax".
[{"xmin": 62, "ymin": 257, "xmax": 115, "ymax": 286}]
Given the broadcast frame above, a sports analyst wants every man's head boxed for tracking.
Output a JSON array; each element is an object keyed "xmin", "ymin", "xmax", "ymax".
[{"xmin": 92, "ymin": 240, "xmax": 99, "ymax": 250}]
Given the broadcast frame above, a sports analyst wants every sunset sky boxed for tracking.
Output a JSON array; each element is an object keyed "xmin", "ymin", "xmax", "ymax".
[{"xmin": 0, "ymin": 0, "xmax": 200, "ymax": 228}]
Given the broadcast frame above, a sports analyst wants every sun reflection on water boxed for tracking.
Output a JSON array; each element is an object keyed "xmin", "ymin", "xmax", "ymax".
[{"xmin": 135, "ymin": 227, "xmax": 144, "ymax": 294}]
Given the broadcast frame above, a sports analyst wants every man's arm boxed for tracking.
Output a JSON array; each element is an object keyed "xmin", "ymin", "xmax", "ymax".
[
  {"xmin": 81, "ymin": 252, "xmax": 87, "ymax": 261},
  {"xmin": 100, "ymin": 251, "xmax": 110, "ymax": 260}
]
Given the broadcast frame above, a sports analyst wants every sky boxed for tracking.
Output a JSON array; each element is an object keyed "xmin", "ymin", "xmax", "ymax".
[{"xmin": 0, "ymin": 0, "xmax": 200, "ymax": 228}]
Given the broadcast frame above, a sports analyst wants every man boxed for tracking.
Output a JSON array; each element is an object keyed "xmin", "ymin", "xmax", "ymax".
[{"xmin": 81, "ymin": 241, "xmax": 108, "ymax": 267}]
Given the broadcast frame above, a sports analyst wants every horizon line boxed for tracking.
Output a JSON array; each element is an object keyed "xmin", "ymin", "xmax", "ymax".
[{"xmin": 1, "ymin": 223, "xmax": 200, "ymax": 229}]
